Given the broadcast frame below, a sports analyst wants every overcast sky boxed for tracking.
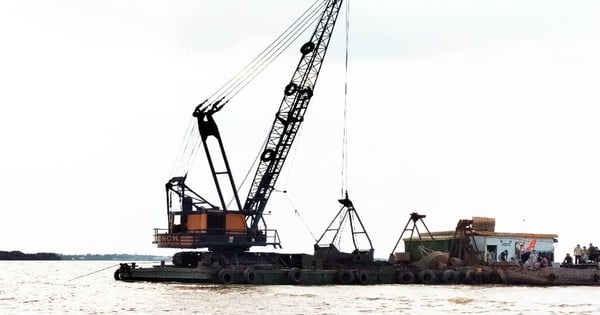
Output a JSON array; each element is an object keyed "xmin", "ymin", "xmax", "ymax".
[{"xmin": 1, "ymin": 0, "xmax": 599, "ymax": 259}]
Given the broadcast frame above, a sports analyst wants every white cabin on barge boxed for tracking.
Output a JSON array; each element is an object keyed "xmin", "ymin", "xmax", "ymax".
[{"xmin": 404, "ymin": 217, "xmax": 558, "ymax": 263}]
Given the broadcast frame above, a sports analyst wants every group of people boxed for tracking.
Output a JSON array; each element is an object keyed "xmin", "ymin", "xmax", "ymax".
[
  {"xmin": 488, "ymin": 248, "xmax": 549, "ymax": 269},
  {"xmin": 522, "ymin": 251, "xmax": 550, "ymax": 269},
  {"xmin": 563, "ymin": 243, "xmax": 599, "ymax": 265}
]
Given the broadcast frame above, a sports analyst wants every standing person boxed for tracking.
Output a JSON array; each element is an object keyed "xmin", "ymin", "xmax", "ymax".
[
  {"xmin": 582, "ymin": 246, "xmax": 589, "ymax": 264},
  {"xmin": 539, "ymin": 255, "xmax": 549, "ymax": 268},
  {"xmin": 486, "ymin": 250, "xmax": 493, "ymax": 263},
  {"xmin": 574, "ymin": 244, "xmax": 584, "ymax": 264},
  {"xmin": 499, "ymin": 250, "xmax": 508, "ymax": 262},
  {"xmin": 589, "ymin": 243, "xmax": 598, "ymax": 263}
]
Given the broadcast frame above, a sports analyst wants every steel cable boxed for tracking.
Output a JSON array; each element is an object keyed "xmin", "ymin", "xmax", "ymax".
[
  {"xmin": 171, "ymin": 1, "xmax": 325, "ymax": 178},
  {"xmin": 223, "ymin": 2, "xmax": 327, "ymax": 101},
  {"xmin": 340, "ymin": 0, "xmax": 350, "ymax": 198},
  {"xmin": 199, "ymin": 0, "xmax": 326, "ymax": 111}
]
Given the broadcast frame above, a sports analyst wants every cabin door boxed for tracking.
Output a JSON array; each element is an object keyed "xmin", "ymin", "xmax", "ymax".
[{"xmin": 486, "ymin": 245, "xmax": 497, "ymax": 263}]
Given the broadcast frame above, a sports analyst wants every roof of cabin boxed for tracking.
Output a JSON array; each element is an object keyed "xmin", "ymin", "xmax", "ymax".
[{"xmin": 404, "ymin": 230, "xmax": 558, "ymax": 241}]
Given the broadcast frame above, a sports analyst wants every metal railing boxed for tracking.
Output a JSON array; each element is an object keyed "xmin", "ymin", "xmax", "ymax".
[{"xmin": 153, "ymin": 228, "xmax": 281, "ymax": 249}]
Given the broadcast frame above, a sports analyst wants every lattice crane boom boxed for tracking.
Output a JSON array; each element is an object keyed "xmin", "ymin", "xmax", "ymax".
[{"xmin": 244, "ymin": 0, "xmax": 344, "ymax": 229}]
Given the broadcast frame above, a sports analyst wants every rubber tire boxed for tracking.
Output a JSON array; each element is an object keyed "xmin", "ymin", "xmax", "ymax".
[
  {"xmin": 113, "ymin": 269, "xmax": 121, "ymax": 281},
  {"xmin": 442, "ymin": 270, "xmax": 458, "ymax": 284},
  {"xmin": 418, "ymin": 270, "xmax": 437, "ymax": 284},
  {"xmin": 487, "ymin": 271, "xmax": 501, "ymax": 283},
  {"xmin": 244, "ymin": 269, "xmax": 256, "ymax": 284},
  {"xmin": 464, "ymin": 270, "xmax": 476, "ymax": 284},
  {"xmin": 337, "ymin": 269, "xmax": 355, "ymax": 284},
  {"xmin": 288, "ymin": 268, "xmax": 302, "ymax": 285},
  {"xmin": 356, "ymin": 271, "xmax": 369, "ymax": 285},
  {"xmin": 473, "ymin": 271, "xmax": 484, "ymax": 283},
  {"xmin": 397, "ymin": 270, "xmax": 415, "ymax": 284},
  {"xmin": 218, "ymin": 269, "xmax": 234, "ymax": 284}
]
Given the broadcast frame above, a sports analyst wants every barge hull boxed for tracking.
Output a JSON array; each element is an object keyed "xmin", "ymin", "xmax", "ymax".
[
  {"xmin": 115, "ymin": 263, "xmax": 600, "ymax": 286},
  {"xmin": 498, "ymin": 266, "xmax": 600, "ymax": 286},
  {"xmin": 114, "ymin": 263, "xmax": 511, "ymax": 285}
]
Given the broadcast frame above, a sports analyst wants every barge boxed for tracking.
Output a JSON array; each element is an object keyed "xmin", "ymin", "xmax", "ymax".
[
  {"xmin": 498, "ymin": 265, "xmax": 600, "ymax": 286},
  {"xmin": 114, "ymin": 250, "xmax": 506, "ymax": 285},
  {"xmin": 115, "ymin": 214, "xmax": 600, "ymax": 286},
  {"xmin": 115, "ymin": 2, "xmax": 600, "ymax": 286},
  {"xmin": 115, "ymin": 250, "xmax": 600, "ymax": 286},
  {"xmin": 115, "ymin": 248, "xmax": 600, "ymax": 286}
]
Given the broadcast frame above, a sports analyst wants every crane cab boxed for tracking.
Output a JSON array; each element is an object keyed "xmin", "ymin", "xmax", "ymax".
[
  {"xmin": 155, "ymin": 177, "xmax": 280, "ymax": 251},
  {"xmin": 155, "ymin": 208, "xmax": 276, "ymax": 251},
  {"xmin": 176, "ymin": 211, "xmax": 246, "ymax": 235}
]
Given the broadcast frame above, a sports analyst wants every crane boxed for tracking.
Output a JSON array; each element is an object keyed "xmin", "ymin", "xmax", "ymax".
[{"xmin": 155, "ymin": 0, "xmax": 344, "ymax": 252}]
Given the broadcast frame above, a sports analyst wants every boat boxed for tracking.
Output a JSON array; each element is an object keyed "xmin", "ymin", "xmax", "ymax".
[
  {"xmin": 497, "ymin": 265, "xmax": 600, "ymax": 286},
  {"xmin": 113, "ymin": 1, "xmax": 600, "ymax": 286},
  {"xmin": 114, "ymin": 249, "xmax": 505, "ymax": 285},
  {"xmin": 115, "ymin": 211, "xmax": 600, "ymax": 286}
]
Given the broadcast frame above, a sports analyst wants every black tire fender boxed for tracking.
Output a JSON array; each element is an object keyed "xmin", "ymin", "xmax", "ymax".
[
  {"xmin": 474, "ymin": 271, "xmax": 484, "ymax": 283},
  {"xmin": 397, "ymin": 270, "xmax": 415, "ymax": 284},
  {"xmin": 218, "ymin": 269, "xmax": 234, "ymax": 284},
  {"xmin": 356, "ymin": 270, "xmax": 369, "ymax": 285},
  {"xmin": 442, "ymin": 270, "xmax": 458, "ymax": 284},
  {"xmin": 464, "ymin": 270, "xmax": 476, "ymax": 283},
  {"xmin": 487, "ymin": 271, "xmax": 501, "ymax": 283},
  {"xmin": 288, "ymin": 268, "xmax": 302, "ymax": 284},
  {"xmin": 113, "ymin": 269, "xmax": 121, "ymax": 281},
  {"xmin": 418, "ymin": 269, "xmax": 437, "ymax": 284},
  {"xmin": 244, "ymin": 268, "xmax": 256, "ymax": 284},
  {"xmin": 336, "ymin": 269, "xmax": 355, "ymax": 284},
  {"xmin": 115, "ymin": 264, "xmax": 131, "ymax": 280}
]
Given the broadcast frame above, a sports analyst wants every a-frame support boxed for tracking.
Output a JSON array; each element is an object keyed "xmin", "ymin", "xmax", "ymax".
[
  {"xmin": 448, "ymin": 219, "xmax": 481, "ymax": 261},
  {"xmin": 389, "ymin": 212, "xmax": 435, "ymax": 261},
  {"xmin": 314, "ymin": 193, "xmax": 374, "ymax": 263}
]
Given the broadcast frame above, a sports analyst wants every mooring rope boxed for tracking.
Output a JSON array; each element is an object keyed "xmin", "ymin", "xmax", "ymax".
[{"xmin": 68, "ymin": 263, "xmax": 120, "ymax": 281}]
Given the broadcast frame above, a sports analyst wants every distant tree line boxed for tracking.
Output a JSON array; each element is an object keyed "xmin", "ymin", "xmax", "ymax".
[
  {"xmin": 0, "ymin": 251, "xmax": 169, "ymax": 261},
  {"xmin": 60, "ymin": 253, "xmax": 169, "ymax": 261},
  {"xmin": 0, "ymin": 251, "xmax": 61, "ymax": 260}
]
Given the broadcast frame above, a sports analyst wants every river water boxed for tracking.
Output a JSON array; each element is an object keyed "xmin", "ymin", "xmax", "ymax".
[{"xmin": 1, "ymin": 261, "xmax": 600, "ymax": 314}]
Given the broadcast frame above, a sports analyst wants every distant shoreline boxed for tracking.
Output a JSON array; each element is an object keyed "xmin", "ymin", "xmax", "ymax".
[{"xmin": 0, "ymin": 251, "xmax": 170, "ymax": 261}]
